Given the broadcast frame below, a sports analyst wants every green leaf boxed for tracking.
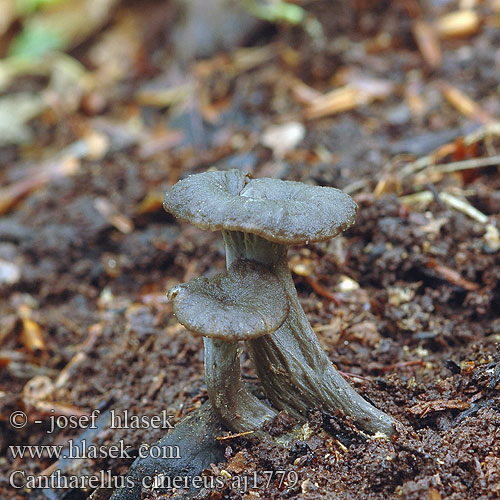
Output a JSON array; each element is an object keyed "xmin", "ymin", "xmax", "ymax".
[
  {"xmin": 245, "ymin": 1, "xmax": 305, "ymax": 25},
  {"xmin": 8, "ymin": 25, "xmax": 65, "ymax": 58}
]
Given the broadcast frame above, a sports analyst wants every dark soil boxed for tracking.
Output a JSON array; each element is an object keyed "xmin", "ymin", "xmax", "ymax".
[{"xmin": 1, "ymin": 1, "xmax": 499, "ymax": 499}]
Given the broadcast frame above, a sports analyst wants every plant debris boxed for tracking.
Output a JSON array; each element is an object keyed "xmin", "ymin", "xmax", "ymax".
[{"xmin": 1, "ymin": 1, "xmax": 499, "ymax": 499}]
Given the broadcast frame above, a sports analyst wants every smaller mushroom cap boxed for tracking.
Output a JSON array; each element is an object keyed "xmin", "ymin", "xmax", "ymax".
[
  {"xmin": 163, "ymin": 169, "xmax": 357, "ymax": 245},
  {"xmin": 167, "ymin": 259, "xmax": 289, "ymax": 341}
]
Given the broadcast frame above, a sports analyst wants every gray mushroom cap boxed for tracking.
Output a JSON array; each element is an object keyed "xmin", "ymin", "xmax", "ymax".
[
  {"xmin": 167, "ymin": 259, "xmax": 289, "ymax": 341},
  {"xmin": 163, "ymin": 169, "xmax": 357, "ymax": 244}
]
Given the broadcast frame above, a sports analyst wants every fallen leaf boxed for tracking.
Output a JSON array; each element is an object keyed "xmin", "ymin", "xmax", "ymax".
[{"xmin": 10, "ymin": 0, "xmax": 120, "ymax": 58}]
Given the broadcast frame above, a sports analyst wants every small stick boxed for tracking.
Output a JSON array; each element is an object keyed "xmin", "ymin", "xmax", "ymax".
[
  {"xmin": 401, "ymin": 190, "xmax": 491, "ymax": 224},
  {"xmin": 343, "ymin": 178, "xmax": 368, "ymax": 195},
  {"xmin": 304, "ymin": 275, "xmax": 342, "ymax": 306},
  {"xmin": 413, "ymin": 20, "xmax": 442, "ymax": 68},
  {"xmin": 418, "ymin": 154, "xmax": 500, "ymax": 178},
  {"xmin": 427, "ymin": 259, "xmax": 479, "ymax": 291},
  {"xmin": 216, "ymin": 430, "xmax": 254, "ymax": 441},
  {"xmin": 338, "ymin": 371, "xmax": 373, "ymax": 383},
  {"xmin": 439, "ymin": 192, "xmax": 488, "ymax": 224},
  {"xmin": 399, "ymin": 121, "xmax": 500, "ymax": 178},
  {"xmin": 334, "ymin": 438, "xmax": 348, "ymax": 453}
]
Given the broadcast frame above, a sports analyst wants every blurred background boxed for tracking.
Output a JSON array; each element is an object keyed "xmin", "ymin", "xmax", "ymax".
[{"xmin": 1, "ymin": 1, "xmax": 500, "ymax": 499}]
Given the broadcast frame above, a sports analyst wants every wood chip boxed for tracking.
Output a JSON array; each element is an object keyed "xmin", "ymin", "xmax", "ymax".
[
  {"xmin": 436, "ymin": 9, "xmax": 480, "ymax": 38},
  {"xmin": 306, "ymin": 86, "xmax": 363, "ymax": 118},
  {"xmin": 305, "ymin": 78, "xmax": 393, "ymax": 119},
  {"xmin": 400, "ymin": 190, "xmax": 435, "ymax": 208},
  {"xmin": 289, "ymin": 78, "xmax": 322, "ymax": 106},
  {"xmin": 440, "ymin": 82, "xmax": 493, "ymax": 124},
  {"xmin": 94, "ymin": 197, "xmax": 134, "ymax": 233},
  {"xmin": 135, "ymin": 84, "xmax": 192, "ymax": 107},
  {"xmin": 429, "ymin": 487, "xmax": 442, "ymax": 500},
  {"xmin": 408, "ymin": 399, "xmax": 470, "ymax": 416},
  {"xmin": 18, "ymin": 305, "xmax": 45, "ymax": 354},
  {"xmin": 413, "ymin": 20, "xmax": 442, "ymax": 68},
  {"xmin": 136, "ymin": 191, "xmax": 165, "ymax": 214},
  {"xmin": 374, "ymin": 175, "xmax": 402, "ymax": 198}
]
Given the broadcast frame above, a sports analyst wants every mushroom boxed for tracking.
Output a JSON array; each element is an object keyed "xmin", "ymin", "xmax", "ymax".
[
  {"xmin": 164, "ymin": 169, "xmax": 395, "ymax": 436},
  {"xmin": 168, "ymin": 258, "xmax": 287, "ymax": 432}
]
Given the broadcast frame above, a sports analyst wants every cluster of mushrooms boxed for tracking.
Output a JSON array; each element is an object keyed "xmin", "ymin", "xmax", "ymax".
[{"xmin": 164, "ymin": 169, "xmax": 394, "ymax": 437}]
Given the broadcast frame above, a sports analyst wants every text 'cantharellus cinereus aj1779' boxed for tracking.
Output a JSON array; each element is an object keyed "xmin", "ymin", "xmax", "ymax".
[{"xmin": 164, "ymin": 169, "xmax": 395, "ymax": 437}]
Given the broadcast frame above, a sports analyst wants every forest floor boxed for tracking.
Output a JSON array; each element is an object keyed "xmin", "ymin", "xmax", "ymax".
[{"xmin": 1, "ymin": 1, "xmax": 500, "ymax": 499}]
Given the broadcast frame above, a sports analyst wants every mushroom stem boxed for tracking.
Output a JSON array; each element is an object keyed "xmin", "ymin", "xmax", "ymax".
[
  {"xmin": 204, "ymin": 338, "xmax": 277, "ymax": 432},
  {"xmin": 222, "ymin": 230, "xmax": 395, "ymax": 436}
]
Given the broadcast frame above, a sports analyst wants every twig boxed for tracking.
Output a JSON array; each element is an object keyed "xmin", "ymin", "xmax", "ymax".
[
  {"xmin": 426, "ymin": 259, "xmax": 479, "ymax": 291},
  {"xmin": 399, "ymin": 122, "xmax": 500, "ymax": 179},
  {"xmin": 401, "ymin": 189, "xmax": 500, "ymax": 251},
  {"xmin": 304, "ymin": 275, "xmax": 342, "ymax": 306},
  {"xmin": 216, "ymin": 430, "xmax": 254, "ymax": 441},
  {"xmin": 417, "ymin": 154, "xmax": 500, "ymax": 179},
  {"xmin": 338, "ymin": 370, "xmax": 373, "ymax": 383},
  {"xmin": 343, "ymin": 178, "xmax": 368, "ymax": 195},
  {"xmin": 439, "ymin": 192, "xmax": 488, "ymax": 224}
]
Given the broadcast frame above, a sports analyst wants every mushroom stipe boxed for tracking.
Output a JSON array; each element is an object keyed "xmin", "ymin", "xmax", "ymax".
[
  {"xmin": 165, "ymin": 170, "xmax": 395, "ymax": 436},
  {"xmin": 168, "ymin": 259, "xmax": 285, "ymax": 431}
]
